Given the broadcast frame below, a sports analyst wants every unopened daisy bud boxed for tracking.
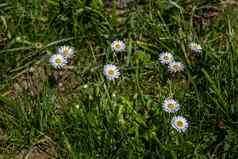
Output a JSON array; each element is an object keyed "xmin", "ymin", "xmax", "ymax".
[
  {"xmin": 83, "ymin": 84, "xmax": 88, "ymax": 89},
  {"xmin": 50, "ymin": 54, "xmax": 67, "ymax": 69},
  {"xmin": 35, "ymin": 42, "xmax": 43, "ymax": 49},
  {"xmin": 162, "ymin": 98, "xmax": 180, "ymax": 113},
  {"xmin": 111, "ymin": 40, "xmax": 126, "ymax": 52},
  {"xmin": 159, "ymin": 52, "xmax": 174, "ymax": 64},
  {"xmin": 171, "ymin": 116, "xmax": 189, "ymax": 133},
  {"xmin": 57, "ymin": 45, "xmax": 75, "ymax": 59},
  {"xmin": 189, "ymin": 42, "xmax": 202, "ymax": 53},
  {"xmin": 103, "ymin": 64, "xmax": 120, "ymax": 80},
  {"xmin": 75, "ymin": 104, "xmax": 80, "ymax": 109},
  {"xmin": 168, "ymin": 61, "xmax": 184, "ymax": 73}
]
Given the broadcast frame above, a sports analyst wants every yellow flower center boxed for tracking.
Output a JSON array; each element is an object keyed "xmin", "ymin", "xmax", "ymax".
[
  {"xmin": 164, "ymin": 56, "xmax": 169, "ymax": 60},
  {"xmin": 115, "ymin": 43, "xmax": 121, "ymax": 49},
  {"xmin": 107, "ymin": 69, "xmax": 114, "ymax": 76},
  {"xmin": 55, "ymin": 58, "xmax": 62, "ymax": 64},
  {"xmin": 173, "ymin": 64, "xmax": 179, "ymax": 70},
  {"xmin": 176, "ymin": 120, "xmax": 184, "ymax": 128},
  {"xmin": 168, "ymin": 103, "xmax": 176, "ymax": 110},
  {"xmin": 63, "ymin": 48, "xmax": 69, "ymax": 56}
]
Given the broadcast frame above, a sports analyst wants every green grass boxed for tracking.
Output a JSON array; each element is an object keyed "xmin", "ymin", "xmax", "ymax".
[{"xmin": 0, "ymin": 0, "xmax": 238, "ymax": 158}]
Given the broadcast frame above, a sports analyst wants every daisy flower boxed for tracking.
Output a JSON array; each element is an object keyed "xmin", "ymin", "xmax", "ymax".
[
  {"xmin": 168, "ymin": 61, "xmax": 184, "ymax": 73},
  {"xmin": 159, "ymin": 52, "xmax": 174, "ymax": 64},
  {"xmin": 189, "ymin": 42, "xmax": 202, "ymax": 53},
  {"xmin": 103, "ymin": 64, "xmax": 120, "ymax": 80},
  {"xmin": 50, "ymin": 54, "xmax": 67, "ymax": 69},
  {"xmin": 162, "ymin": 98, "xmax": 180, "ymax": 113},
  {"xmin": 57, "ymin": 45, "xmax": 75, "ymax": 59},
  {"xmin": 171, "ymin": 115, "xmax": 189, "ymax": 133},
  {"xmin": 111, "ymin": 40, "xmax": 126, "ymax": 52}
]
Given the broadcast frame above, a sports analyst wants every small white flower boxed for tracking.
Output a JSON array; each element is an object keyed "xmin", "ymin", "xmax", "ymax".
[
  {"xmin": 168, "ymin": 61, "xmax": 184, "ymax": 73},
  {"xmin": 103, "ymin": 64, "xmax": 120, "ymax": 80},
  {"xmin": 189, "ymin": 42, "xmax": 202, "ymax": 53},
  {"xmin": 57, "ymin": 45, "xmax": 75, "ymax": 59},
  {"xmin": 171, "ymin": 116, "xmax": 189, "ymax": 133},
  {"xmin": 111, "ymin": 40, "xmax": 126, "ymax": 52},
  {"xmin": 162, "ymin": 99, "xmax": 180, "ymax": 113},
  {"xmin": 50, "ymin": 54, "xmax": 67, "ymax": 69},
  {"xmin": 159, "ymin": 52, "xmax": 174, "ymax": 64}
]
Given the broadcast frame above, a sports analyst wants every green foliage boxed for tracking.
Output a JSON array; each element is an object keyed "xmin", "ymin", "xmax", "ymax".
[{"xmin": 0, "ymin": 0, "xmax": 238, "ymax": 158}]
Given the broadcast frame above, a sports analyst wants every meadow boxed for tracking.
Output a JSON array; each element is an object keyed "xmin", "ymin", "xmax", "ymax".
[{"xmin": 0, "ymin": 0, "xmax": 238, "ymax": 158}]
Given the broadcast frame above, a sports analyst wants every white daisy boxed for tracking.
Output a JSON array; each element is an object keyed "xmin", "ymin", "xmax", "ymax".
[
  {"xmin": 111, "ymin": 40, "xmax": 126, "ymax": 52},
  {"xmin": 159, "ymin": 52, "xmax": 174, "ymax": 64},
  {"xmin": 57, "ymin": 45, "xmax": 75, "ymax": 59},
  {"xmin": 103, "ymin": 64, "xmax": 120, "ymax": 80},
  {"xmin": 50, "ymin": 54, "xmax": 67, "ymax": 69},
  {"xmin": 168, "ymin": 61, "xmax": 184, "ymax": 73},
  {"xmin": 171, "ymin": 116, "xmax": 189, "ymax": 133},
  {"xmin": 189, "ymin": 42, "xmax": 202, "ymax": 53},
  {"xmin": 162, "ymin": 98, "xmax": 180, "ymax": 113}
]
